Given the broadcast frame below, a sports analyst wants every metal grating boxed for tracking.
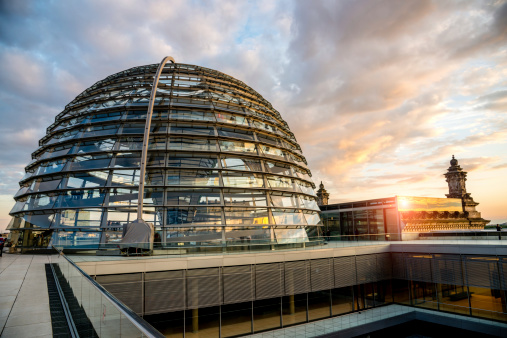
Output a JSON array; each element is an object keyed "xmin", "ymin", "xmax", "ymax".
[
  {"xmin": 356, "ymin": 255, "xmax": 378, "ymax": 284},
  {"xmin": 222, "ymin": 265, "xmax": 254, "ymax": 304},
  {"xmin": 334, "ymin": 256, "xmax": 357, "ymax": 287},
  {"xmin": 144, "ymin": 270, "xmax": 185, "ymax": 314},
  {"xmin": 186, "ymin": 268, "xmax": 221, "ymax": 309},
  {"xmin": 376, "ymin": 253, "xmax": 392, "ymax": 281},
  {"xmin": 405, "ymin": 255, "xmax": 433, "ymax": 283},
  {"xmin": 255, "ymin": 263, "xmax": 284, "ymax": 299},
  {"xmin": 391, "ymin": 253, "xmax": 406, "ymax": 280},
  {"xmin": 465, "ymin": 258, "xmax": 501, "ymax": 289},
  {"xmin": 285, "ymin": 260, "xmax": 310, "ymax": 295},
  {"xmin": 96, "ymin": 273, "xmax": 143, "ymax": 314},
  {"xmin": 310, "ymin": 258, "xmax": 333, "ymax": 291},
  {"xmin": 433, "ymin": 258, "xmax": 463, "ymax": 285}
]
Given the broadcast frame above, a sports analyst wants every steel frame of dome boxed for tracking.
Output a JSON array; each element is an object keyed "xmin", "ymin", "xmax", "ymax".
[{"xmin": 8, "ymin": 58, "xmax": 322, "ymax": 249}]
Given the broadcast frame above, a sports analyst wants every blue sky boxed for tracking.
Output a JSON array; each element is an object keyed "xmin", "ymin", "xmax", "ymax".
[{"xmin": 0, "ymin": 0, "xmax": 506, "ymax": 231}]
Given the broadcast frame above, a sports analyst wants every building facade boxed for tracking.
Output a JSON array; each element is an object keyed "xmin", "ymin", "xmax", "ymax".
[{"xmin": 7, "ymin": 60, "xmax": 322, "ymax": 250}]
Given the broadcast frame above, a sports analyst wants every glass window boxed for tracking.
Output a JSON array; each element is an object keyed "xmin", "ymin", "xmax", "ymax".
[
  {"xmin": 147, "ymin": 153, "xmax": 165, "ymax": 166},
  {"xmin": 148, "ymin": 137, "xmax": 167, "ymax": 150},
  {"xmin": 265, "ymin": 161, "xmax": 292, "ymax": 176},
  {"xmin": 252, "ymin": 120, "xmax": 276, "ymax": 133},
  {"xmin": 299, "ymin": 195, "xmax": 319, "ymax": 210},
  {"xmin": 76, "ymin": 138, "xmax": 116, "ymax": 153},
  {"xmin": 168, "ymin": 154, "xmax": 219, "ymax": 168},
  {"xmin": 82, "ymin": 124, "xmax": 119, "ymax": 138},
  {"xmin": 295, "ymin": 180, "xmax": 315, "ymax": 195},
  {"xmin": 168, "ymin": 138, "xmax": 217, "ymax": 151},
  {"xmin": 31, "ymin": 176, "xmax": 63, "ymax": 193},
  {"xmin": 331, "ymin": 287, "xmax": 354, "ymax": 316},
  {"xmin": 219, "ymin": 140, "xmax": 257, "ymax": 154},
  {"xmin": 304, "ymin": 211, "xmax": 322, "ymax": 225},
  {"xmin": 89, "ymin": 111, "xmax": 123, "ymax": 123},
  {"xmin": 169, "ymin": 109, "xmax": 215, "ymax": 122},
  {"xmin": 121, "ymin": 123, "xmax": 145, "ymax": 134},
  {"xmin": 166, "ymin": 207, "xmax": 222, "ymax": 226},
  {"xmin": 150, "ymin": 123, "xmax": 168, "ymax": 134},
  {"xmin": 170, "ymin": 124, "xmax": 214, "ymax": 136},
  {"xmin": 223, "ymin": 190, "xmax": 267, "ymax": 207},
  {"xmin": 66, "ymin": 171, "xmax": 109, "ymax": 189},
  {"xmin": 267, "ymin": 175, "xmax": 294, "ymax": 190},
  {"xmin": 260, "ymin": 145, "xmax": 285, "ymax": 159},
  {"xmin": 36, "ymin": 159, "xmax": 67, "ymax": 175},
  {"xmin": 125, "ymin": 110, "xmax": 148, "ymax": 120},
  {"xmin": 166, "ymin": 170, "xmax": 220, "ymax": 186},
  {"xmin": 166, "ymin": 188, "xmax": 221, "ymax": 206},
  {"xmin": 21, "ymin": 213, "xmax": 55, "ymax": 228},
  {"xmin": 217, "ymin": 127, "xmax": 254, "ymax": 140},
  {"xmin": 51, "ymin": 231, "xmax": 101, "ymax": 248},
  {"xmin": 117, "ymin": 137, "xmax": 143, "ymax": 150},
  {"xmin": 222, "ymin": 171, "xmax": 264, "ymax": 188},
  {"xmin": 44, "ymin": 143, "xmax": 75, "ymax": 159},
  {"xmin": 282, "ymin": 294, "xmax": 307, "ymax": 326},
  {"xmin": 253, "ymin": 298, "xmax": 281, "ymax": 332},
  {"xmin": 108, "ymin": 188, "xmax": 139, "ymax": 206},
  {"xmin": 221, "ymin": 157, "xmax": 262, "ymax": 171},
  {"xmin": 113, "ymin": 152, "xmax": 141, "ymax": 168},
  {"xmin": 110, "ymin": 170, "xmax": 140, "ymax": 187},
  {"xmin": 221, "ymin": 302, "xmax": 252, "ymax": 337},
  {"xmin": 55, "ymin": 189, "xmax": 106, "ymax": 208},
  {"xmin": 272, "ymin": 209, "xmax": 307, "ymax": 225},
  {"xmin": 257, "ymin": 133, "xmax": 280, "ymax": 146},
  {"xmin": 66, "ymin": 154, "xmax": 112, "ymax": 171},
  {"xmin": 270, "ymin": 193, "xmax": 299, "ymax": 208},
  {"xmin": 224, "ymin": 208, "xmax": 269, "ymax": 225},
  {"xmin": 58, "ymin": 209, "xmax": 103, "ymax": 227},
  {"xmin": 215, "ymin": 112, "xmax": 249, "ymax": 126},
  {"xmin": 294, "ymin": 167, "xmax": 312, "ymax": 181},
  {"xmin": 308, "ymin": 290, "xmax": 331, "ymax": 321},
  {"xmin": 145, "ymin": 171, "xmax": 165, "ymax": 186},
  {"xmin": 26, "ymin": 193, "xmax": 58, "ymax": 210}
]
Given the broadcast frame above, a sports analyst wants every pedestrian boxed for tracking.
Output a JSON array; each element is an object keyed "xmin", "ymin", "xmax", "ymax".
[
  {"xmin": 497, "ymin": 224, "xmax": 502, "ymax": 240},
  {"xmin": 0, "ymin": 240, "xmax": 4, "ymax": 257}
]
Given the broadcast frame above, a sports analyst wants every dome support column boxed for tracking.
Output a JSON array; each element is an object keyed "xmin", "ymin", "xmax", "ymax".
[{"xmin": 120, "ymin": 56, "xmax": 175, "ymax": 253}]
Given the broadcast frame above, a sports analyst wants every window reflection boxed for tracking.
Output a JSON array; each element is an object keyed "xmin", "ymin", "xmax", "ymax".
[
  {"xmin": 166, "ymin": 170, "xmax": 220, "ymax": 186},
  {"xmin": 222, "ymin": 171, "xmax": 264, "ymax": 188},
  {"xmin": 219, "ymin": 140, "xmax": 257, "ymax": 153},
  {"xmin": 168, "ymin": 154, "xmax": 219, "ymax": 168},
  {"xmin": 110, "ymin": 170, "xmax": 140, "ymax": 187},
  {"xmin": 272, "ymin": 209, "xmax": 307, "ymax": 225},
  {"xmin": 66, "ymin": 171, "xmax": 109, "ymax": 188},
  {"xmin": 166, "ymin": 188, "xmax": 221, "ymax": 206},
  {"xmin": 221, "ymin": 157, "xmax": 262, "ymax": 171},
  {"xmin": 224, "ymin": 208, "xmax": 269, "ymax": 225},
  {"xmin": 166, "ymin": 207, "xmax": 222, "ymax": 226},
  {"xmin": 223, "ymin": 190, "xmax": 267, "ymax": 207},
  {"xmin": 169, "ymin": 138, "xmax": 217, "ymax": 151}
]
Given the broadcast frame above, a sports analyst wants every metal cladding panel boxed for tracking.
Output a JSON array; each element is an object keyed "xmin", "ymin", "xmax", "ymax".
[
  {"xmin": 391, "ymin": 253, "xmax": 406, "ymax": 280},
  {"xmin": 222, "ymin": 265, "xmax": 254, "ymax": 304},
  {"xmin": 334, "ymin": 256, "xmax": 356, "ymax": 288},
  {"xmin": 96, "ymin": 273, "xmax": 143, "ymax": 314},
  {"xmin": 187, "ymin": 268, "xmax": 221, "ymax": 309},
  {"xmin": 144, "ymin": 271, "xmax": 185, "ymax": 314},
  {"xmin": 310, "ymin": 259, "xmax": 333, "ymax": 292},
  {"xmin": 255, "ymin": 263, "xmax": 284, "ymax": 299},
  {"xmin": 465, "ymin": 259, "xmax": 501, "ymax": 289},
  {"xmin": 406, "ymin": 255, "xmax": 432, "ymax": 283},
  {"xmin": 432, "ymin": 258, "xmax": 463, "ymax": 286},
  {"xmin": 501, "ymin": 261, "xmax": 507, "ymax": 290},
  {"xmin": 376, "ymin": 253, "xmax": 392, "ymax": 281},
  {"xmin": 285, "ymin": 261, "xmax": 310, "ymax": 295},
  {"xmin": 356, "ymin": 255, "xmax": 378, "ymax": 284}
]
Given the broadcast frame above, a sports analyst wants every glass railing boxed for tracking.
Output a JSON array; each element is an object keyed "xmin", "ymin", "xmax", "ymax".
[{"xmin": 49, "ymin": 247, "xmax": 164, "ymax": 337}]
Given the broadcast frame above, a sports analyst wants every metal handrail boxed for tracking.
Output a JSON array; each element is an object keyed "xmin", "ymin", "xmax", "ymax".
[{"xmin": 52, "ymin": 246, "xmax": 164, "ymax": 338}]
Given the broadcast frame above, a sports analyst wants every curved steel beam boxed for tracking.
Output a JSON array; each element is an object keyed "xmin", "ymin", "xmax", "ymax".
[{"xmin": 137, "ymin": 56, "xmax": 175, "ymax": 220}]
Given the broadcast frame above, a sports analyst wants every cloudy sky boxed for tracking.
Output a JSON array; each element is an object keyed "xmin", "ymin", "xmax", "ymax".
[{"xmin": 0, "ymin": 0, "xmax": 506, "ymax": 231}]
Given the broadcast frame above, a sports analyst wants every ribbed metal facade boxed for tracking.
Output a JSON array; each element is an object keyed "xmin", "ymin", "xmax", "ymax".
[{"xmin": 8, "ymin": 62, "xmax": 321, "ymax": 248}]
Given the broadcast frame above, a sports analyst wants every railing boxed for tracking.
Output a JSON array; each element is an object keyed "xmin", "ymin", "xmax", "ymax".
[
  {"xmin": 47, "ymin": 231, "xmax": 507, "ymax": 257},
  {"xmin": 50, "ymin": 246, "xmax": 164, "ymax": 337}
]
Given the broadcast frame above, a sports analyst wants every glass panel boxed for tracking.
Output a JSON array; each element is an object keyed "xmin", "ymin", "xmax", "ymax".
[
  {"xmin": 282, "ymin": 294, "xmax": 307, "ymax": 326},
  {"xmin": 76, "ymin": 138, "xmax": 116, "ymax": 153},
  {"xmin": 168, "ymin": 154, "xmax": 219, "ymax": 168},
  {"xmin": 219, "ymin": 140, "xmax": 257, "ymax": 154},
  {"xmin": 221, "ymin": 157, "xmax": 262, "ymax": 171},
  {"xmin": 146, "ymin": 171, "xmax": 165, "ymax": 185},
  {"xmin": 166, "ymin": 170, "xmax": 220, "ymax": 186},
  {"xmin": 272, "ymin": 209, "xmax": 307, "ymax": 225},
  {"xmin": 221, "ymin": 302, "xmax": 252, "ymax": 337},
  {"xmin": 26, "ymin": 193, "xmax": 58, "ymax": 210},
  {"xmin": 89, "ymin": 111, "xmax": 123, "ymax": 123},
  {"xmin": 265, "ymin": 161, "xmax": 292, "ymax": 176},
  {"xmin": 308, "ymin": 290, "xmax": 331, "ymax": 321},
  {"xmin": 224, "ymin": 227, "xmax": 270, "ymax": 241},
  {"xmin": 166, "ymin": 207, "xmax": 222, "ymax": 226},
  {"xmin": 267, "ymin": 175, "xmax": 294, "ymax": 190},
  {"xmin": 166, "ymin": 188, "xmax": 221, "ymax": 206},
  {"xmin": 331, "ymin": 287, "xmax": 354, "ymax": 316},
  {"xmin": 31, "ymin": 177, "xmax": 63, "ymax": 193},
  {"xmin": 166, "ymin": 227, "xmax": 222, "ymax": 242},
  {"xmin": 21, "ymin": 213, "xmax": 55, "ymax": 228},
  {"xmin": 222, "ymin": 171, "xmax": 264, "ymax": 188},
  {"xmin": 270, "ymin": 193, "xmax": 298, "ymax": 208},
  {"xmin": 66, "ymin": 154, "xmax": 112, "ymax": 171},
  {"xmin": 169, "ymin": 109, "xmax": 216, "ymax": 122},
  {"xmin": 108, "ymin": 188, "xmax": 139, "ymax": 206},
  {"xmin": 169, "ymin": 138, "xmax": 217, "ymax": 151},
  {"xmin": 121, "ymin": 123, "xmax": 145, "ymax": 134},
  {"xmin": 223, "ymin": 190, "xmax": 267, "ymax": 207},
  {"xmin": 81, "ymin": 124, "xmax": 119, "ymax": 138},
  {"xmin": 217, "ymin": 127, "xmax": 254, "ymax": 140},
  {"xmin": 299, "ymin": 195, "xmax": 319, "ymax": 210},
  {"xmin": 51, "ymin": 231, "xmax": 101, "ymax": 248},
  {"xmin": 66, "ymin": 171, "xmax": 109, "ymax": 188},
  {"xmin": 215, "ymin": 112, "xmax": 248, "ymax": 126},
  {"xmin": 295, "ymin": 180, "xmax": 315, "ymax": 195},
  {"xmin": 260, "ymin": 145, "xmax": 285, "ymax": 159},
  {"xmin": 397, "ymin": 196, "xmax": 463, "ymax": 212},
  {"xmin": 148, "ymin": 137, "xmax": 167, "ymax": 150},
  {"xmin": 257, "ymin": 133, "xmax": 280, "ymax": 146},
  {"xmin": 185, "ymin": 305, "xmax": 220, "ymax": 338},
  {"xmin": 170, "ymin": 124, "xmax": 214, "ymax": 136},
  {"xmin": 36, "ymin": 159, "xmax": 67, "ymax": 175},
  {"xmin": 253, "ymin": 298, "xmax": 281, "ymax": 332},
  {"xmin": 55, "ymin": 189, "xmax": 106, "ymax": 208},
  {"xmin": 113, "ymin": 152, "xmax": 141, "ymax": 168},
  {"xmin": 147, "ymin": 153, "xmax": 166, "ymax": 166},
  {"xmin": 304, "ymin": 211, "xmax": 322, "ymax": 225},
  {"xmin": 58, "ymin": 209, "xmax": 103, "ymax": 227},
  {"xmin": 224, "ymin": 208, "xmax": 269, "ymax": 225},
  {"xmin": 110, "ymin": 169, "xmax": 140, "ymax": 187},
  {"xmin": 44, "ymin": 143, "xmax": 74, "ymax": 159},
  {"xmin": 117, "ymin": 137, "xmax": 143, "ymax": 150}
]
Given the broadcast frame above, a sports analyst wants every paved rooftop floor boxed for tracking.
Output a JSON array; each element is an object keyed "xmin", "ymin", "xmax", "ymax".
[{"xmin": 0, "ymin": 253, "xmax": 52, "ymax": 337}]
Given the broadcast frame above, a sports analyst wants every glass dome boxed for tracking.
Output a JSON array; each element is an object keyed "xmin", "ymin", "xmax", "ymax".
[{"xmin": 8, "ymin": 61, "xmax": 321, "ymax": 249}]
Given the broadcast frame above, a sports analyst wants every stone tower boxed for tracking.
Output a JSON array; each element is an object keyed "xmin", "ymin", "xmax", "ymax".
[
  {"xmin": 444, "ymin": 155, "xmax": 489, "ymax": 228},
  {"xmin": 316, "ymin": 181, "xmax": 330, "ymax": 206}
]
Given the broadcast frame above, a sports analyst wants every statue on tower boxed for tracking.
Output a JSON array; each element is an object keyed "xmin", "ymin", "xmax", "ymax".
[
  {"xmin": 444, "ymin": 155, "xmax": 489, "ymax": 229},
  {"xmin": 316, "ymin": 181, "xmax": 330, "ymax": 206}
]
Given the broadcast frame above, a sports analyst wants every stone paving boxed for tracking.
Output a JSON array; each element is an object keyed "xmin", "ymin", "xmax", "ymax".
[{"xmin": 0, "ymin": 253, "xmax": 52, "ymax": 337}]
